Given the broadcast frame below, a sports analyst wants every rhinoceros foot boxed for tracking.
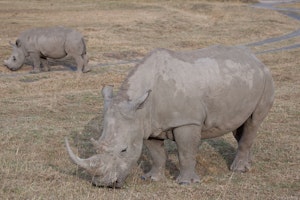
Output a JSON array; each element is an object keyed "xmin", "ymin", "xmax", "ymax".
[
  {"xmin": 30, "ymin": 69, "xmax": 41, "ymax": 74},
  {"xmin": 230, "ymin": 153, "xmax": 252, "ymax": 172},
  {"xmin": 82, "ymin": 67, "xmax": 91, "ymax": 73},
  {"xmin": 176, "ymin": 171, "xmax": 200, "ymax": 185},
  {"xmin": 141, "ymin": 169, "xmax": 165, "ymax": 182}
]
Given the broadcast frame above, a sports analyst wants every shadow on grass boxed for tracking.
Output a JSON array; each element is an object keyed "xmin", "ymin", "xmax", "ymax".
[
  {"xmin": 138, "ymin": 140, "xmax": 180, "ymax": 181},
  {"xmin": 205, "ymin": 137, "xmax": 237, "ymax": 169},
  {"xmin": 139, "ymin": 137, "xmax": 237, "ymax": 181},
  {"xmin": 59, "ymin": 114, "xmax": 103, "ymax": 181},
  {"xmin": 23, "ymin": 58, "xmax": 78, "ymax": 72}
]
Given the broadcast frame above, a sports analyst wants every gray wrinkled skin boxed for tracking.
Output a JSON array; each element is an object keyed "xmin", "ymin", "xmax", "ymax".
[
  {"xmin": 4, "ymin": 26, "xmax": 89, "ymax": 73},
  {"xmin": 66, "ymin": 45, "xmax": 274, "ymax": 187}
]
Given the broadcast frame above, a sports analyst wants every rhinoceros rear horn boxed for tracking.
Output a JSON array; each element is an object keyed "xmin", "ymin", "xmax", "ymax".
[
  {"xmin": 102, "ymin": 85, "xmax": 114, "ymax": 99},
  {"xmin": 102, "ymin": 85, "xmax": 114, "ymax": 111},
  {"xmin": 65, "ymin": 137, "xmax": 90, "ymax": 169}
]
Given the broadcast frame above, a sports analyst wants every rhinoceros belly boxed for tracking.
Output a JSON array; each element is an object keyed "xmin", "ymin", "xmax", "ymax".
[{"xmin": 37, "ymin": 36, "xmax": 67, "ymax": 59}]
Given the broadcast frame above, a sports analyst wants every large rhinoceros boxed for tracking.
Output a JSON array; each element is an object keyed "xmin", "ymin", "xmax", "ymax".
[
  {"xmin": 65, "ymin": 45, "xmax": 274, "ymax": 187},
  {"xmin": 4, "ymin": 26, "xmax": 90, "ymax": 73}
]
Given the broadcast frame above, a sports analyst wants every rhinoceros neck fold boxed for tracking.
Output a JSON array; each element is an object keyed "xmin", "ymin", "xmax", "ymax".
[{"xmin": 118, "ymin": 49, "xmax": 169, "ymax": 102}]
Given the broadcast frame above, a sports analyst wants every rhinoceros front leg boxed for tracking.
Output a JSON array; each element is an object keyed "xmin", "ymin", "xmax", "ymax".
[
  {"xmin": 72, "ymin": 55, "xmax": 84, "ymax": 73},
  {"xmin": 41, "ymin": 58, "xmax": 50, "ymax": 72},
  {"xmin": 142, "ymin": 139, "xmax": 166, "ymax": 181},
  {"xmin": 173, "ymin": 125, "xmax": 201, "ymax": 184},
  {"xmin": 231, "ymin": 88, "xmax": 273, "ymax": 173},
  {"xmin": 30, "ymin": 53, "xmax": 42, "ymax": 73}
]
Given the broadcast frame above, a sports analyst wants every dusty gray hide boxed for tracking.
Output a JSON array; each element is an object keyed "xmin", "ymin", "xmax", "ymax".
[
  {"xmin": 4, "ymin": 26, "xmax": 89, "ymax": 73},
  {"xmin": 65, "ymin": 45, "xmax": 274, "ymax": 187}
]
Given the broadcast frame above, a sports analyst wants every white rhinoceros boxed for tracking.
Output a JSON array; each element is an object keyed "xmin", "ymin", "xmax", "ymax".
[
  {"xmin": 65, "ymin": 45, "xmax": 274, "ymax": 187},
  {"xmin": 4, "ymin": 26, "xmax": 89, "ymax": 73}
]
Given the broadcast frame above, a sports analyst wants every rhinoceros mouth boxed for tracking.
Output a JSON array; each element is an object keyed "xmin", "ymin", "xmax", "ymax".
[
  {"xmin": 7, "ymin": 67, "xmax": 19, "ymax": 71},
  {"xmin": 4, "ymin": 63, "xmax": 22, "ymax": 71},
  {"xmin": 92, "ymin": 177, "xmax": 125, "ymax": 188}
]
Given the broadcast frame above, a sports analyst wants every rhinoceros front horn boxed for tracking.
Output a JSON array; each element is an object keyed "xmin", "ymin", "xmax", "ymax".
[{"xmin": 65, "ymin": 137, "xmax": 90, "ymax": 169}]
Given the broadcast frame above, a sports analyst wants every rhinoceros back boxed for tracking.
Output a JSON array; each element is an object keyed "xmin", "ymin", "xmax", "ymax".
[
  {"xmin": 122, "ymin": 45, "xmax": 273, "ymax": 137},
  {"xmin": 18, "ymin": 26, "xmax": 84, "ymax": 59}
]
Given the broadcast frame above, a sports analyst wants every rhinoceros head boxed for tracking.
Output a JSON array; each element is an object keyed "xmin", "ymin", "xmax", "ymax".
[
  {"xmin": 65, "ymin": 85, "xmax": 151, "ymax": 188},
  {"xmin": 4, "ymin": 40, "xmax": 25, "ymax": 71}
]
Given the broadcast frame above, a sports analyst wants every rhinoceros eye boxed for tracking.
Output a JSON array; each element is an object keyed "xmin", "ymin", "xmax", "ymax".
[
  {"xmin": 120, "ymin": 147, "xmax": 127, "ymax": 154},
  {"xmin": 13, "ymin": 56, "xmax": 16, "ymax": 61}
]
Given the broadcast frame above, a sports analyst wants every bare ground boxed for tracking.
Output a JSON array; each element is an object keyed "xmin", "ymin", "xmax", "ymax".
[{"xmin": 0, "ymin": 0, "xmax": 299, "ymax": 199}]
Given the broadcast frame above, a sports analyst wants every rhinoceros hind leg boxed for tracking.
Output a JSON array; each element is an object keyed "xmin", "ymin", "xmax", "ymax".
[
  {"xmin": 72, "ymin": 55, "xmax": 84, "ymax": 73},
  {"xmin": 174, "ymin": 125, "xmax": 201, "ymax": 184},
  {"xmin": 82, "ymin": 54, "xmax": 91, "ymax": 73},
  {"xmin": 142, "ymin": 139, "xmax": 166, "ymax": 181},
  {"xmin": 231, "ymin": 86, "xmax": 274, "ymax": 172},
  {"xmin": 230, "ymin": 118, "xmax": 258, "ymax": 172}
]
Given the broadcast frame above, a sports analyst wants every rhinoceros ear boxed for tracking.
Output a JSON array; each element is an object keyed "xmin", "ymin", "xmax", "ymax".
[
  {"xmin": 102, "ymin": 85, "xmax": 114, "ymax": 111},
  {"xmin": 15, "ymin": 39, "xmax": 21, "ymax": 47},
  {"xmin": 119, "ymin": 90, "xmax": 152, "ymax": 118},
  {"xmin": 131, "ymin": 89, "xmax": 152, "ymax": 110}
]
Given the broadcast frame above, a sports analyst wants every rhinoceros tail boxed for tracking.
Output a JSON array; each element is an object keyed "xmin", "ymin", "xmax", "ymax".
[{"xmin": 82, "ymin": 38, "xmax": 87, "ymax": 55}]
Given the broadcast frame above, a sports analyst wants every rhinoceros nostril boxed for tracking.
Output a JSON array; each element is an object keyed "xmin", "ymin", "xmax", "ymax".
[{"xmin": 114, "ymin": 180, "xmax": 123, "ymax": 189}]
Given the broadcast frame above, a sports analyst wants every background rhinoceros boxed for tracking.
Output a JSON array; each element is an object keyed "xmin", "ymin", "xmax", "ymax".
[
  {"xmin": 4, "ymin": 26, "xmax": 90, "ymax": 73},
  {"xmin": 65, "ymin": 45, "xmax": 274, "ymax": 188}
]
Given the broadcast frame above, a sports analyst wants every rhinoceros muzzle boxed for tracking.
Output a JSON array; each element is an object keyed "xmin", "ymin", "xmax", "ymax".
[
  {"xmin": 4, "ymin": 60, "xmax": 20, "ymax": 71},
  {"xmin": 65, "ymin": 138, "xmax": 128, "ymax": 188},
  {"xmin": 3, "ymin": 60, "xmax": 10, "ymax": 68}
]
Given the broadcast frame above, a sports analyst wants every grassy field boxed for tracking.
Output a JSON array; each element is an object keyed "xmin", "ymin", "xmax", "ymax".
[{"xmin": 0, "ymin": 0, "xmax": 299, "ymax": 199}]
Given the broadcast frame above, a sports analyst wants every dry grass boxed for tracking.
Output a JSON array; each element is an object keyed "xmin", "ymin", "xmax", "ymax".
[{"xmin": 0, "ymin": 0, "xmax": 299, "ymax": 199}]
